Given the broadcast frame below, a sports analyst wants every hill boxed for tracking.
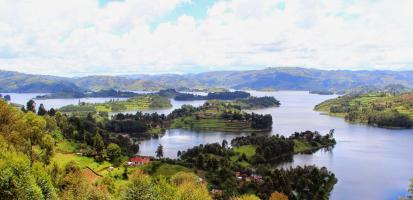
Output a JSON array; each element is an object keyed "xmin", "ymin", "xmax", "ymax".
[
  {"xmin": 2, "ymin": 68, "xmax": 413, "ymax": 93},
  {"xmin": 315, "ymin": 92, "xmax": 413, "ymax": 128},
  {"xmin": 0, "ymin": 70, "xmax": 80, "ymax": 93}
]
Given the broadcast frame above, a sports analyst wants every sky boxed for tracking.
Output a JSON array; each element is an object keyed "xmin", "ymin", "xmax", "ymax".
[{"xmin": 0, "ymin": 0, "xmax": 412, "ymax": 76}]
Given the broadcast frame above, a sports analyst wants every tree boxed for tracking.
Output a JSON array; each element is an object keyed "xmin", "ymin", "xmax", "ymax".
[
  {"xmin": 4, "ymin": 94, "xmax": 11, "ymax": 101},
  {"xmin": 177, "ymin": 150, "xmax": 182, "ymax": 158},
  {"xmin": 40, "ymin": 134, "xmax": 55, "ymax": 164},
  {"xmin": 122, "ymin": 171, "xmax": 161, "ymax": 200},
  {"xmin": 107, "ymin": 143, "xmax": 121, "ymax": 164},
  {"xmin": 171, "ymin": 172, "xmax": 212, "ymax": 200},
  {"xmin": 27, "ymin": 99, "xmax": 36, "ymax": 113},
  {"xmin": 222, "ymin": 139, "xmax": 228, "ymax": 148},
  {"xmin": 48, "ymin": 108, "xmax": 56, "ymax": 116},
  {"xmin": 0, "ymin": 150, "xmax": 45, "ymax": 200},
  {"xmin": 93, "ymin": 133, "xmax": 105, "ymax": 161},
  {"xmin": 156, "ymin": 144, "xmax": 164, "ymax": 158},
  {"xmin": 38, "ymin": 103, "xmax": 47, "ymax": 116}
]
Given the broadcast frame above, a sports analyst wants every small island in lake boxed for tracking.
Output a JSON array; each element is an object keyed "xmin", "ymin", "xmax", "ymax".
[
  {"xmin": 315, "ymin": 92, "xmax": 413, "ymax": 128},
  {"xmin": 157, "ymin": 89, "xmax": 280, "ymax": 109},
  {"xmin": 35, "ymin": 89, "xmax": 139, "ymax": 99},
  {"xmin": 59, "ymin": 95, "xmax": 171, "ymax": 113},
  {"xmin": 169, "ymin": 100, "xmax": 273, "ymax": 132}
]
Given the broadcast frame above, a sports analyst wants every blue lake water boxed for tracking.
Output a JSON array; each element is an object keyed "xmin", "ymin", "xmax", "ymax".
[{"xmin": 3, "ymin": 91, "xmax": 412, "ymax": 200}]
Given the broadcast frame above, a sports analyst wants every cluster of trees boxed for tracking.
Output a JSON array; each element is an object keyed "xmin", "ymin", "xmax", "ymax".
[
  {"xmin": 122, "ymin": 171, "xmax": 211, "ymax": 200},
  {"xmin": 167, "ymin": 104, "xmax": 200, "ymax": 119},
  {"xmin": 220, "ymin": 110, "xmax": 273, "ymax": 130},
  {"xmin": 232, "ymin": 130, "xmax": 336, "ymax": 164},
  {"xmin": 235, "ymin": 96, "xmax": 280, "ymax": 109},
  {"xmin": 106, "ymin": 112, "xmax": 167, "ymax": 137},
  {"xmin": 366, "ymin": 110, "xmax": 412, "ymax": 128},
  {"xmin": 289, "ymin": 130, "xmax": 336, "ymax": 148},
  {"xmin": 251, "ymin": 165, "xmax": 337, "ymax": 200},
  {"xmin": 178, "ymin": 142, "xmax": 239, "ymax": 198},
  {"xmin": 232, "ymin": 134, "xmax": 294, "ymax": 163},
  {"xmin": 174, "ymin": 91, "xmax": 251, "ymax": 101},
  {"xmin": 176, "ymin": 133, "xmax": 337, "ymax": 199},
  {"xmin": 0, "ymin": 93, "xmax": 11, "ymax": 101}
]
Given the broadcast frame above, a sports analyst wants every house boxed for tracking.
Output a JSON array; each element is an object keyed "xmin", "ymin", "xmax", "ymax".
[{"xmin": 128, "ymin": 156, "xmax": 151, "ymax": 166}]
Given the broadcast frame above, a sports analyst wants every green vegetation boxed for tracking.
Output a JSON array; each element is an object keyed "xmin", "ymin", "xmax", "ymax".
[
  {"xmin": 315, "ymin": 92, "xmax": 413, "ymax": 128},
  {"xmin": 0, "ymin": 97, "xmax": 338, "ymax": 200},
  {"xmin": 59, "ymin": 95, "xmax": 171, "ymax": 113},
  {"xmin": 177, "ymin": 131, "xmax": 337, "ymax": 199},
  {"xmin": 35, "ymin": 89, "xmax": 139, "ymax": 99},
  {"xmin": 170, "ymin": 101, "xmax": 273, "ymax": 132},
  {"xmin": 234, "ymin": 96, "xmax": 280, "ymax": 109},
  {"xmin": 151, "ymin": 163, "xmax": 192, "ymax": 177}
]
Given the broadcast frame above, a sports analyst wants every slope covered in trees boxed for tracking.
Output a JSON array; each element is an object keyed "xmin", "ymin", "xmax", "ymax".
[
  {"xmin": 0, "ymin": 98, "xmax": 337, "ymax": 200},
  {"xmin": 315, "ymin": 92, "xmax": 413, "ymax": 128}
]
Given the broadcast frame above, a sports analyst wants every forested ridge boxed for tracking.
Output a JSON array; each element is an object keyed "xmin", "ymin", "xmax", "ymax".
[{"xmin": 2, "ymin": 68, "xmax": 413, "ymax": 93}]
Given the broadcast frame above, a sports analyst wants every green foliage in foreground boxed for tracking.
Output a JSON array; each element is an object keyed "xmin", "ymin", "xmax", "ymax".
[
  {"xmin": 315, "ymin": 92, "xmax": 413, "ymax": 128},
  {"xmin": 59, "ymin": 95, "xmax": 171, "ymax": 113}
]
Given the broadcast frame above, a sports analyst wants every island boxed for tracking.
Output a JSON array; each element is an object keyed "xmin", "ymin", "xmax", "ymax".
[
  {"xmin": 59, "ymin": 95, "xmax": 171, "ymax": 113},
  {"xmin": 169, "ymin": 100, "xmax": 273, "ymax": 132},
  {"xmin": 174, "ymin": 90, "xmax": 251, "ymax": 100},
  {"xmin": 315, "ymin": 92, "xmax": 413, "ymax": 128},
  {"xmin": 35, "ymin": 89, "xmax": 139, "ymax": 99}
]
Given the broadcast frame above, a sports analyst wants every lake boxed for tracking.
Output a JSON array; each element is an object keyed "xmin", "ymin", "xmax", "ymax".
[{"xmin": 3, "ymin": 91, "xmax": 412, "ymax": 200}]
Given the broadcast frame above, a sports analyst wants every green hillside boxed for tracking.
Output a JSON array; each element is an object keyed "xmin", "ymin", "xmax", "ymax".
[
  {"xmin": 59, "ymin": 95, "xmax": 171, "ymax": 113},
  {"xmin": 315, "ymin": 92, "xmax": 413, "ymax": 128}
]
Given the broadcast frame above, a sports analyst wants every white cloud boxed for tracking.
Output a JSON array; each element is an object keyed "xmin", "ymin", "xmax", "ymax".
[{"xmin": 0, "ymin": 0, "xmax": 412, "ymax": 76}]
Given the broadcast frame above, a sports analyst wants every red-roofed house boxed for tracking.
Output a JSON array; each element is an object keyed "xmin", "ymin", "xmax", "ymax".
[{"xmin": 127, "ymin": 156, "xmax": 151, "ymax": 166}]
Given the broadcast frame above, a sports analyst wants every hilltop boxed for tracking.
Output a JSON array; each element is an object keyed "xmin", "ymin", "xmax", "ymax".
[{"xmin": 2, "ymin": 68, "xmax": 413, "ymax": 93}]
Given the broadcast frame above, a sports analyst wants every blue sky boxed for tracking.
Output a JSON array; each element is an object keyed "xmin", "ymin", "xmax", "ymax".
[{"xmin": 0, "ymin": 0, "xmax": 412, "ymax": 76}]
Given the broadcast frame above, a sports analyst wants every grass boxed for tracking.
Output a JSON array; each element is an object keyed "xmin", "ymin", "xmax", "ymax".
[
  {"xmin": 52, "ymin": 152, "xmax": 112, "ymax": 172},
  {"xmin": 230, "ymin": 145, "xmax": 257, "ymax": 167},
  {"xmin": 233, "ymin": 145, "xmax": 256, "ymax": 159},
  {"xmin": 56, "ymin": 140, "xmax": 78, "ymax": 153},
  {"xmin": 293, "ymin": 140, "xmax": 312, "ymax": 153},
  {"xmin": 153, "ymin": 163, "xmax": 192, "ymax": 177}
]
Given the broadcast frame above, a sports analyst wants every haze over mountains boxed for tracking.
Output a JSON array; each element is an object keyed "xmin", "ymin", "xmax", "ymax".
[{"xmin": 1, "ymin": 67, "xmax": 413, "ymax": 93}]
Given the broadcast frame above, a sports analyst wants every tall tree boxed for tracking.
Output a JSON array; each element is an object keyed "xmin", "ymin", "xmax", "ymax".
[
  {"xmin": 4, "ymin": 95, "xmax": 11, "ymax": 101},
  {"xmin": 156, "ymin": 144, "xmax": 164, "ymax": 159},
  {"xmin": 27, "ymin": 99, "xmax": 36, "ymax": 113},
  {"xmin": 37, "ymin": 104, "xmax": 47, "ymax": 116},
  {"xmin": 107, "ymin": 143, "xmax": 121, "ymax": 164},
  {"xmin": 48, "ymin": 108, "xmax": 56, "ymax": 116}
]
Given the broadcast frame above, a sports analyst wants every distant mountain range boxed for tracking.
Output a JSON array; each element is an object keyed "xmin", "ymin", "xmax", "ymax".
[{"xmin": 1, "ymin": 67, "xmax": 413, "ymax": 93}]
